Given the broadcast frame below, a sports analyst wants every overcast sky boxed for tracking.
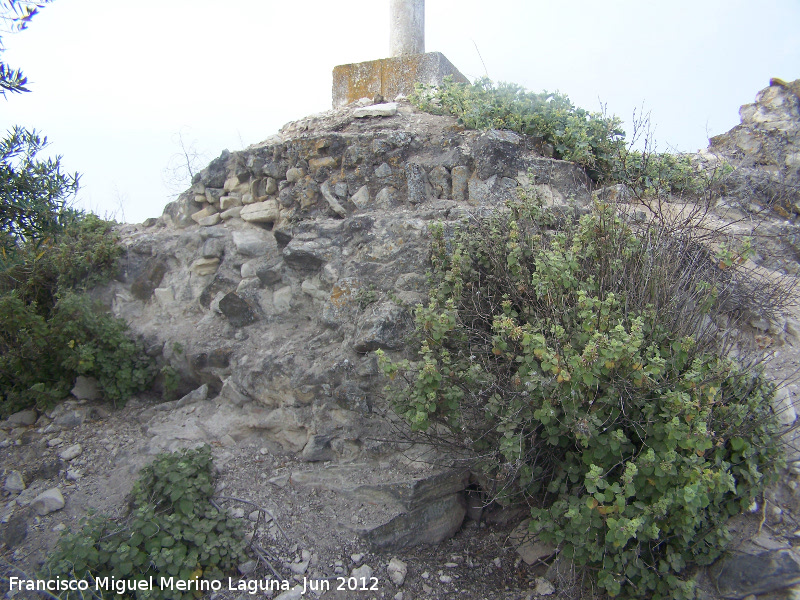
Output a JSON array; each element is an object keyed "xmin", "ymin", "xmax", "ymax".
[{"xmin": 2, "ymin": 0, "xmax": 799, "ymax": 224}]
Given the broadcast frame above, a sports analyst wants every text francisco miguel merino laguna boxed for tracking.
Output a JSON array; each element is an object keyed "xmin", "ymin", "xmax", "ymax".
[{"xmin": 9, "ymin": 574, "xmax": 380, "ymax": 595}]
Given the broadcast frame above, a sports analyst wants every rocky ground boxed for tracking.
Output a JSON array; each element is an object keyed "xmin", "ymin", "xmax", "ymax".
[{"xmin": 0, "ymin": 394, "xmax": 565, "ymax": 600}]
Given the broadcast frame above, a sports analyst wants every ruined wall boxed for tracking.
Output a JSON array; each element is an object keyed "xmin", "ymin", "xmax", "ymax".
[{"xmin": 111, "ymin": 101, "xmax": 591, "ymax": 462}]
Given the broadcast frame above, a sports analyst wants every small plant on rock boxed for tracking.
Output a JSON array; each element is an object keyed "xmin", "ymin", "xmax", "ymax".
[
  {"xmin": 379, "ymin": 191, "xmax": 788, "ymax": 598},
  {"xmin": 43, "ymin": 446, "xmax": 247, "ymax": 599}
]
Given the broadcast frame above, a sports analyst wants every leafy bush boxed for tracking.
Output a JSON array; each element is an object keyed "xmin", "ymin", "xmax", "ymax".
[
  {"xmin": 0, "ymin": 125, "xmax": 79, "ymax": 256},
  {"xmin": 410, "ymin": 77, "xmax": 723, "ymax": 195},
  {"xmin": 0, "ymin": 214, "xmax": 155, "ymax": 416},
  {"xmin": 378, "ymin": 193, "xmax": 785, "ymax": 598},
  {"xmin": 44, "ymin": 446, "xmax": 247, "ymax": 599}
]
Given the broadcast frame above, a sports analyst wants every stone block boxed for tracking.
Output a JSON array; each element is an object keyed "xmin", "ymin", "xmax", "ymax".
[
  {"xmin": 332, "ymin": 52, "xmax": 469, "ymax": 108},
  {"xmin": 240, "ymin": 200, "xmax": 279, "ymax": 224},
  {"xmin": 220, "ymin": 195, "xmax": 242, "ymax": 210},
  {"xmin": 191, "ymin": 206, "xmax": 218, "ymax": 224},
  {"xmin": 354, "ymin": 103, "xmax": 398, "ymax": 118},
  {"xmin": 191, "ymin": 257, "xmax": 220, "ymax": 276}
]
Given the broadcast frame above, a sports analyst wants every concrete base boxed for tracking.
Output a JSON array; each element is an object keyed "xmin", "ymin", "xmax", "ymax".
[{"xmin": 332, "ymin": 51, "xmax": 468, "ymax": 108}]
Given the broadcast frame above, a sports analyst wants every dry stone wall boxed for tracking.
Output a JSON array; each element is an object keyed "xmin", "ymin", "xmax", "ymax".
[{"xmin": 111, "ymin": 101, "xmax": 592, "ymax": 463}]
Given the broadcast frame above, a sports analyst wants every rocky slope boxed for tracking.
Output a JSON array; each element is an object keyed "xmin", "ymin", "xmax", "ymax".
[{"xmin": 3, "ymin": 82, "xmax": 800, "ymax": 599}]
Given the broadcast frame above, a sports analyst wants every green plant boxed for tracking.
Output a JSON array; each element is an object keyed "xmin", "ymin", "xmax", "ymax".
[
  {"xmin": 356, "ymin": 284, "xmax": 379, "ymax": 310},
  {"xmin": 0, "ymin": 213, "xmax": 154, "ymax": 416},
  {"xmin": 379, "ymin": 193, "xmax": 786, "ymax": 598},
  {"xmin": 44, "ymin": 446, "xmax": 247, "ymax": 599},
  {"xmin": 410, "ymin": 77, "xmax": 726, "ymax": 197}
]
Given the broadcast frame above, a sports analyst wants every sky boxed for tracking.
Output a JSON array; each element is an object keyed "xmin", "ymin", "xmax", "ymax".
[{"xmin": 1, "ymin": 0, "xmax": 799, "ymax": 224}]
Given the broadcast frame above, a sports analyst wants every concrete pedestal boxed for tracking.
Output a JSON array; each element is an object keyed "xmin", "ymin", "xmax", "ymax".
[{"xmin": 332, "ymin": 51, "xmax": 468, "ymax": 108}]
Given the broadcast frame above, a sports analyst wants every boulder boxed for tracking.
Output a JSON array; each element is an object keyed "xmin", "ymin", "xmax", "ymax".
[
  {"xmin": 713, "ymin": 549, "xmax": 800, "ymax": 599},
  {"xmin": 71, "ymin": 376, "xmax": 101, "ymax": 401},
  {"xmin": 31, "ymin": 488, "xmax": 65, "ymax": 516}
]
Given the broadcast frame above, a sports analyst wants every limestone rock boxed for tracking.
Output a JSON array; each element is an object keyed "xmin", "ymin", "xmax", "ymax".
[
  {"xmin": 4, "ymin": 471, "xmax": 25, "ymax": 494},
  {"xmin": 353, "ymin": 302, "xmax": 413, "ymax": 353},
  {"xmin": 3, "ymin": 409, "xmax": 38, "ymax": 428},
  {"xmin": 510, "ymin": 519, "xmax": 557, "ymax": 565},
  {"xmin": 713, "ymin": 549, "xmax": 800, "ymax": 599},
  {"xmin": 59, "ymin": 444, "xmax": 83, "ymax": 461},
  {"xmin": 351, "ymin": 185, "xmax": 370, "ymax": 208},
  {"xmin": 353, "ymin": 102, "xmax": 398, "ymax": 118},
  {"xmin": 387, "ymin": 557, "xmax": 407, "ymax": 586},
  {"xmin": 31, "ymin": 488, "xmax": 65, "ymax": 516},
  {"xmin": 71, "ymin": 376, "xmax": 101, "ymax": 401},
  {"xmin": 190, "ymin": 206, "xmax": 217, "ymax": 224},
  {"xmin": 190, "ymin": 257, "xmax": 220, "ymax": 276},
  {"xmin": 232, "ymin": 230, "xmax": 274, "ymax": 257},
  {"xmin": 240, "ymin": 200, "xmax": 279, "ymax": 224}
]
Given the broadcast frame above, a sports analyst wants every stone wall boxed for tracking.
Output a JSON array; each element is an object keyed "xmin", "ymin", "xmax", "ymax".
[{"xmin": 111, "ymin": 100, "xmax": 592, "ymax": 462}]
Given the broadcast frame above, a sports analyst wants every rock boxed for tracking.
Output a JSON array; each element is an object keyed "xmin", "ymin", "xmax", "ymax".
[
  {"xmin": 241, "ymin": 200, "xmax": 280, "ymax": 224},
  {"xmin": 176, "ymin": 384, "xmax": 208, "ymax": 407},
  {"xmin": 197, "ymin": 213, "xmax": 221, "ymax": 227},
  {"xmin": 375, "ymin": 163, "xmax": 393, "ymax": 178},
  {"xmin": 272, "ymin": 286, "xmax": 293, "ymax": 313},
  {"xmin": 533, "ymin": 577, "xmax": 556, "ymax": 596},
  {"xmin": 274, "ymin": 586, "xmax": 304, "ymax": 600},
  {"xmin": 153, "ymin": 287, "xmax": 175, "ymax": 305},
  {"xmin": 353, "ymin": 302, "xmax": 413, "ymax": 353},
  {"xmin": 219, "ymin": 195, "xmax": 242, "ymax": 210},
  {"xmin": 428, "ymin": 165, "xmax": 451, "ymax": 198},
  {"xmin": 190, "ymin": 206, "xmax": 218, "ymax": 224},
  {"xmin": 510, "ymin": 519, "xmax": 557, "ymax": 565},
  {"xmin": 773, "ymin": 386, "xmax": 797, "ymax": 427},
  {"xmin": 351, "ymin": 185, "xmax": 370, "ymax": 208},
  {"xmin": 309, "ymin": 156, "xmax": 337, "ymax": 171},
  {"xmin": 220, "ymin": 206, "xmax": 241, "ymax": 220},
  {"xmin": 286, "ymin": 167, "xmax": 305, "ymax": 183},
  {"xmin": 190, "ymin": 257, "xmax": 220, "ymax": 276},
  {"xmin": 713, "ymin": 549, "xmax": 800, "ymax": 599},
  {"xmin": 353, "ymin": 102, "xmax": 398, "ymax": 118},
  {"xmin": 1, "ymin": 511, "xmax": 28, "ymax": 547},
  {"xmin": 302, "ymin": 434, "xmax": 335, "ymax": 462},
  {"xmin": 130, "ymin": 257, "xmax": 168, "ymax": 300},
  {"xmin": 59, "ymin": 444, "xmax": 83, "ymax": 461},
  {"xmin": 238, "ymin": 560, "xmax": 257, "ymax": 575},
  {"xmin": 4, "ymin": 471, "xmax": 25, "ymax": 494},
  {"xmin": 387, "ymin": 557, "xmax": 407, "ymax": 586},
  {"xmin": 321, "ymin": 181, "xmax": 348, "ymax": 218},
  {"xmin": 71, "ymin": 376, "xmax": 101, "ymax": 401},
  {"xmin": 451, "ymin": 166, "xmax": 468, "ymax": 201},
  {"xmin": 405, "ymin": 162, "xmax": 431, "ymax": 204},
  {"xmin": 31, "ymin": 488, "xmax": 65, "ymax": 516},
  {"xmin": 351, "ymin": 564, "xmax": 374, "ymax": 580},
  {"xmin": 220, "ymin": 378, "xmax": 251, "ymax": 407},
  {"xmin": 218, "ymin": 293, "xmax": 258, "ymax": 327},
  {"xmin": 232, "ymin": 230, "xmax": 274, "ymax": 257},
  {"xmin": 357, "ymin": 490, "xmax": 466, "ymax": 550},
  {"xmin": 4, "ymin": 409, "xmax": 38, "ymax": 428},
  {"xmin": 202, "ymin": 238, "xmax": 224, "ymax": 258}
]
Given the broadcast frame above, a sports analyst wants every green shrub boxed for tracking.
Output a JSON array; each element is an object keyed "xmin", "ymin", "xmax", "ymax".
[
  {"xmin": 44, "ymin": 446, "xmax": 247, "ymax": 599},
  {"xmin": 0, "ymin": 214, "xmax": 155, "ymax": 416},
  {"xmin": 410, "ymin": 77, "xmax": 724, "ymax": 196},
  {"xmin": 378, "ymin": 193, "xmax": 785, "ymax": 598}
]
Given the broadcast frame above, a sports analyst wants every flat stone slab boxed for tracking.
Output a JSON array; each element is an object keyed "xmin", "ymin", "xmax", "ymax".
[{"xmin": 713, "ymin": 549, "xmax": 800, "ymax": 599}]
